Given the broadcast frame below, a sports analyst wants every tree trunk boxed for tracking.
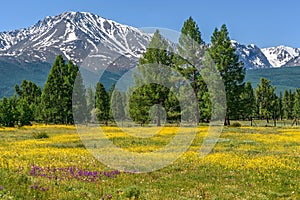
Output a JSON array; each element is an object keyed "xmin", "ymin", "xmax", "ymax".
[
  {"xmin": 292, "ymin": 118, "xmax": 297, "ymax": 126},
  {"xmin": 156, "ymin": 103, "xmax": 161, "ymax": 127},
  {"xmin": 192, "ymin": 71, "xmax": 199, "ymax": 126},
  {"xmin": 250, "ymin": 116, "xmax": 253, "ymax": 126},
  {"xmin": 224, "ymin": 115, "xmax": 230, "ymax": 126}
]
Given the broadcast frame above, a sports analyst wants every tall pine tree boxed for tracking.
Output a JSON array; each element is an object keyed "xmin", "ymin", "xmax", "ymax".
[
  {"xmin": 41, "ymin": 55, "xmax": 79, "ymax": 124},
  {"xmin": 240, "ymin": 82, "xmax": 256, "ymax": 125},
  {"xmin": 176, "ymin": 17, "xmax": 207, "ymax": 124},
  {"xmin": 95, "ymin": 82, "xmax": 110, "ymax": 125},
  {"xmin": 130, "ymin": 30, "xmax": 173, "ymax": 126},
  {"xmin": 86, "ymin": 86, "xmax": 95, "ymax": 122},
  {"xmin": 282, "ymin": 89, "xmax": 294, "ymax": 120},
  {"xmin": 72, "ymin": 71, "xmax": 88, "ymax": 124},
  {"xmin": 110, "ymin": 88, "xmax": 125, "ymax": 123},
  {"xmin": 208, "ymin": 24, "xmax": 245, "ymax": 125},
  {"xmin": 256, "ymin": 78, "xmax": 277, "ymax": 124},
  {"xmin": 292, "ymin": 89, "xmax": 300, "ymax": 125}
]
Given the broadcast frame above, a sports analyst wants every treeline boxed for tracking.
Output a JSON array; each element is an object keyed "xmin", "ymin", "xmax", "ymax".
[
  {"xmin": 240, "ymin": 79, "xmax": 300, "ymax": 126},
  {"xmin": 0, "ymin": 17, "xmax": 299, "ymax": 127},
  {"xmin": 0, "ymin": 54, "xmax": 131, "ymax": 127},
  {"xmin": 0, "ymin": 55, "xmax": 81, "ymax": 126}
]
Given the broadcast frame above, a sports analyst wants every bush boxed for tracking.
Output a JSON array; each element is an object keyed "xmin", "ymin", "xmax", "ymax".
[
  {"xmin": 32, "ymin": 131, "xmax": 49, "ymax": 139},
  {"xmin": 230, "ymin": 122, "xmax": 242, "ymax": 127}
]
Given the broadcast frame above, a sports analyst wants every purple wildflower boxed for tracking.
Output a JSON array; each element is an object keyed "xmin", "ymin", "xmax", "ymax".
[
  {"xmin": 40, "ymin": 186, "xmax": 50, "ymax": 192},
  {"xmin": 69, "ymin": 167, "xmax": 75, "ymax": 175},
  {"xmin": 29, "ymin": 165, "xmax": 122, "ymax": 183},
  {"xmin": 0, "ymin": 186, "xmax": 3, "ymax": 190},
  {"xmin": 30, "ymin": 183, "xmax": 39, "ymax": 190}
]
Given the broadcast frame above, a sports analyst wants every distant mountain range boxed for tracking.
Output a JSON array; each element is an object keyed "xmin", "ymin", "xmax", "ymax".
[
  {"xmin": 232, "ymin": 41, "xmax": 300, "ymax": 69},
  {"xmin": 0, "ymin": 11, "xmax": 299, "ymax": 97}
]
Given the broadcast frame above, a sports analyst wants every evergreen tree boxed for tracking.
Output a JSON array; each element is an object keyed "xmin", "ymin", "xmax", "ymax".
[
  {"xmin": 130, "ymin": 30, "xmax": 173, "ymax": 126},
  {"xmin": 41, "ymin": 55, "xmax": 79, "ymax": 124},
  {"xmin": 292, "ymin": 89, "xmax": 300, "ymax": 124},
  {"xmin": 95, "ymin": 82, "xmax": 110, "ymax": 125},
  {"xmin": 176, "ymin": 17, "xmax": 207, "ymax": 123},
  {"xmin": 15, "ymin": 80, "xmax": 41, "ymax": 123},
  {"xmin": 63, "ymin": 60, "xmax": 80, "ymax": 124},
  {"xmin": 256, "ymin": 78, "xmax": 277, "ymax": 124},
  {"xmin": 15, "ymin": 80, "xmax": 41, "ymax": 105},
  {"xmin": 278, "ymin": 92, "xmax": 283, "ymax": 121},
  {"xmin": 282, "ymin": 89, "xmax": 294, "ymax": 120},
  {"xmin": 17, "ymin": 98, "xmax": 33, "ymax": 126},
  {"xmin": 208, "ymin": 24, "xmax": 245, "ymax": 125},
  {"xmin": 272, "ymin": 94, "xmax": 280, "ymax": 127},
  {"xmin": 129, "ymin": 85, "xmax": 152, "ymax": 126},
  {"xmin": 0, "ymin": 96, "xmax": 18, "ymax": 127},
  {"xmin": 86, "ymin": 86, "xmax": 95, "ymax": 122},
  {"xmin": 72, "ymin": 71, "xmax": 87, "ymax": 124},
  {"xmin": 110, "ymin": 88, "xmax": 125, "ymax": 122},
  {"xmin": 199, "ymin": 91, "xmax": 211, "ymax": 122},
  {"xmin": 240, "ymin": 82, "xmax": 256, "ymax": 125},
  {"xmin": 41, "ymin": 55, "xmax": 66, "ymax": 124},
  {"xmin": 164, "ymin": 87, "xmax": 181, "ymax": 124},
  {"xmin": 108, "ymin": 83, "xmax": 116, "ymax": 120},
  {"xmin": 108, "ymin": 83, "xmax": 116, "ymax": 99}
]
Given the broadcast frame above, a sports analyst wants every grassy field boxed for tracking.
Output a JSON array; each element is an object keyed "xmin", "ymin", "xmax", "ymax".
[{"xmin": 0, "ymin": 125, "xmax": 299, "ymax": 199}]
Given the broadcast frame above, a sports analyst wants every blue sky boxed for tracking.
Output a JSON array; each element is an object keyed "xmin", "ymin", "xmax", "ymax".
[{"xmin": 1, "ymin": 0, "xmax": 299, "ymax": 48}]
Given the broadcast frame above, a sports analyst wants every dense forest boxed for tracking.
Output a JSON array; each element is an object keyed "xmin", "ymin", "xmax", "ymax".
[{"xmin": 0, "ymin": 17, "xmax": 299, "ymax": 127}]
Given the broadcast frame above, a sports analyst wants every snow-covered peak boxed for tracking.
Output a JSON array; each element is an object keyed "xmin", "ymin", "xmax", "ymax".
[
  {"xmin": 0, "ymin": 11, "xmax": 151, "ymax": 64},
  {"xmin": 262, "ymin": 46, "xmax": 300, "ymax": 67},
  {"xmin": 231, "ymin": 40, "xmax": 272, "ymax": 69}
]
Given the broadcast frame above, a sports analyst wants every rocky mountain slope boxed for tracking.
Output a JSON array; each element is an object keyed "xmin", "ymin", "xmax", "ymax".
[
  {"xmin": 261, "ymin": 46, "xmax": 300, "ymax": 67},
  {"xmin": 232, "ymin": 40, "xmax": 272, "ymax": 69},
  {"xmin": 0, "ymin": 12, "xmax": 151, "ymax": 66},
  {"xmin": 0, "ymin": 12, "xmax": 152, "ymax": 97}
]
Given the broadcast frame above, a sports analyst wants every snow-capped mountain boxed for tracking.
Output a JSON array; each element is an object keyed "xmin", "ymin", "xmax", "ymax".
[
  {"xmin": 1, "ymin": 11, "xmax": 299, "ymax": 71},
  {"xmin": 0, "ymin": 11, "xmax": 151, "ymax": 65},
  {"xmin": 232, "ymin": 40, "xmax": 272, "ymax": 69},
  {"xmin": 1, "ymin": 11, "xmax": 300, "ymax": 98},
  {"xmin": 284, "ymin": 56, "xmax": 300, "ymax": 67},
  {"xmin": 261, "ymin": 46, "xmax": 300, "ymax": 67},
  {"xmin": 0, "ymin": 11, "xmax": 153, "ymax": 98}
]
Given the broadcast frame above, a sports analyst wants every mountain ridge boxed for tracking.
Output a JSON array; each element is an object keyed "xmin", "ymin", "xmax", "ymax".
[
  {"xmin": 0, "ymin": 11, "xmax": 299, "ymax": 98},
  {"xmin": 0, "ymin": 11, "xmax": 151, "ymax": 65},
  {"xmin": 1, "ymin": 11, "xmax": 300, "ymax": 69},
  {"xmin": 231, "ymin": 40, "xmax": 272, "ymax": 69}
]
